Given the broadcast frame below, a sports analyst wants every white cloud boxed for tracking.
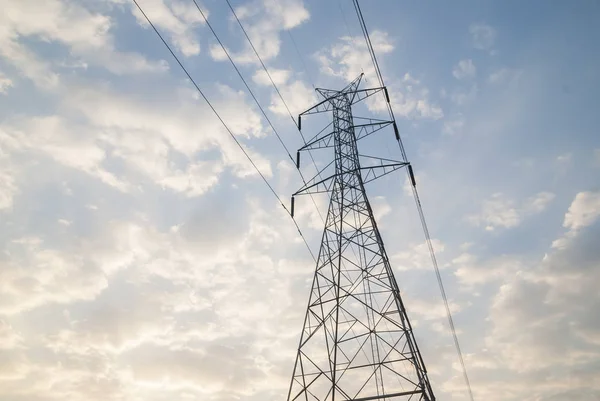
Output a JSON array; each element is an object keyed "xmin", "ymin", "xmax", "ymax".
[
  {"xmin": 488, "ymin": 68, "xmax": 522, "ymax": 84},
  {"xmin": 453, "ymin": 253, "xmax": 524, "ymax": 285},
  {"xmin": 442, "ymin": 114, "xmax": 465, "ymax": 136},
  {"xmin": 0, "ymin": 79, "xmax": 274, "ymax": 196},
  {"xmin": 252, "ymin": 68, "xmax": 291, "ymax": 86},
  {"xmin": 392, "ymin": 239, "xmax": 446, "ymax": 271},
  {"xmin": 369, "ymin": 74, "xmax": 443, "ymax": 120},
  {"xmin": 0, "ymin": 164, "xmax": 17, "ymax": 210},
  {"xmin": 467, "ymin": 191, "xmax": 555, "ymax": 231},
  {"xmin": 372, "ymin": 195, "xmax": 392, "ymax": 222},
  {"xmin": 0, "ymin": 320, "xmax": 23, "ymax": 349},
  {"xmin": 316, "ymin": 32, "xmax": 442, "ymax": 119},
  {"xmin": 1, "ymin": 3, "xmax": 598, "ymax": 401},
  {"xmin": 0, "ymin": 223, "xmax": 144, "ymax": 315},
  {"xmin": 0, "ymin": 0, "xmax": 166, "ymax": 88},
  {"xmin": 0, "ymin": 71, "xmax": 13, "ymax": 94},
  {"xmin": 130, "ymin": 0, "xmax": 206, "ymax": 57},
  {"xmin": 556, "ymin": 152, "xmax": 572, "ymax": 164},
  {"xmin": 250, "ymin": 67, "xmax": 316, "ymax": 116},
  {"xmin": 444, "ymin": 191, "xmax": 600, "ymax": 400},
  {"xmin": 523, "ymin": 191, "xmax": 556, "ymax": 214},
  {"xmin": 562, "ymin": 191, "xmax": 600, "ymax": 232},
  {"xmin": 268, "ymin": 78, "xmax": 316, "ymax": 116},
  {"xmin": 467, "ymin": 193, "xmax": 520, "ymax": 230},
  {"xmin": 1, "ymin": 115, "xmax": 129, "ymax": 191},
  {"xmin": 453, "ymin": 59, "xmax": 476, "ymax": 80},
  {"xmin": 469, "ymin": 23, "xmax": 497, "ymax": 51},
  {"xmin": 450, "ymin": 84, "xmax": 478, "ymax": 106},
  {"xmin": 0, "ymin": 188, "xmax": 314, "ymax": 399},
  {"xmin": 403, "ymin": 296, "xmax": 462, "ymax": 322},
  {"xmin": 209, "ymin": 43, "xmax": 228, "ymax": 61},
  {"xmin": 316, "ymin": 30, "xmax": 394, "ymax": 83},
  {"xmin": 221, "ymin": 0, "xmax": 310, "ymax": 64}
]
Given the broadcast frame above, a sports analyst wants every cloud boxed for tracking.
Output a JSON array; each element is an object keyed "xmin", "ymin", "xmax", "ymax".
[
  {"xmin": 445, "ymin": 191, "xmax": 600, "ymax": 400},
  {"xmin": 129, "ymin": 0, "xmax": 206, "ymax": 57},
  {"xmin": 1, "ymin": 115, "xmax": 129, "ymax": 191},
  {"xmin": 215, "ymin": 0, "xmax": 310, "ymax": 64},
  {"xmin": 392, "ymin": 239, "xmax": 446, "ymax": 271},
  {"xmin": 556, "ymin": 152, "xmax": 572, "ymax": 164},
  {"xmin": 452, "ymin": 253, "xmax": 524, "ymax": 286},
  {"xmin": 316, "ymin": 30, "xmax": 394, "ymax": 83},
  {"xmin": 450, "ymin": 84, "xmax": 478, "ymax": 106},
  {"xmin": 523, "ymin": 191, "xmax": 556, "ymax": 213},
  {"xmin": 0, "ymin": 188, "xmax": 314, "ymax": 400},
  {"xmin": 251, "ymin": 68, "xmax": 316, "ymax": 116},
  {"xmin": 442, "ymin": 114, "xmax": 465, "ymax": 136},
  {"xmin": 469, "ymin": 23, "xmax": 497, "ymax": 51},
  {"xmin": 467, "ymin": 191, "xmax": 555, "ymax": 231},
  {"xmin": 562, "ymin": 191, "xmax": 600, "ymax": 232},
  {"xmin": 0, "ymin": 320, "xmax": 24, "ymax": 349},
  {"xmin": 0, "ymin": 79, "xmax": 272, "ymax": 196},
  {"xmin": 1, "ymin": 3, "xmax": 598, "ymax": 401},
  {"xmin": 453, "ymin": 59, "xmax": 476, "ymax": 80},
  {"xmin": 371, "ymin": 74, "xmax": 444, "ymax": 120},
  {"xmin": 0, "ymin": 0, "xmax": 166, "ymax": 89},
  {"xmin": 0, "ymin": 223, "xmax": 146, "ymax": 315},
  {"xmin": 488, "ymin": 68, "xmax": 522, "ymax": 84},
  {"xmin": 0, "ymin": 160, "xmax": 17, "ymax": 210},
  {"xmin": 486, "ymin": 209, "xmax": 600, "ymax": 372},
  {"xmin": 0, "ymin": 71, "xmax": 13, "ymax": 94},
  {"xmin": 252, "ymin": 68, "xmax": 291, "ymax": 86},
  {"xmin": 403, "ymin": 295, "xmax": 462, "ymax": 323},
  {"xmin": 316, "ymin": 32, "xmax": 442, "ymax": 119}
]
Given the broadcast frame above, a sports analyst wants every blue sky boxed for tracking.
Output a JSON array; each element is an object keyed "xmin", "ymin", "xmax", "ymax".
[{"xmin": 0, "ymin": 0, "xmax": 599, "ymax": 400}]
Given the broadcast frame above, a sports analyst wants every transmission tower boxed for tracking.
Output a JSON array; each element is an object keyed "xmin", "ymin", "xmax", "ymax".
[{"xmin": 287, "ymin": 74, "xmax": 435, "ymax": 401}]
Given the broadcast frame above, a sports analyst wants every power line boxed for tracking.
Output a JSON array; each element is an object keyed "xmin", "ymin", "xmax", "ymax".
[
  {"xmin": 190, "ymin": 0, "xmax": 295, "ymax": 164},
  {"xmin": 223, "ymin": 1, "xmax": 370, "ymax": 280},
  {"xmin": 131, "ymin": 0, "xmax": 315, "ymax": 262},
  {"xmin": 225, "ymin": 0, "xmax": 297, "ymax": 129},
  {"xmin": 224, "ymin": 0, "xmax": 326, "ymax": 224},
  {"xmin": 222, "ymin": 1, "xmax": 375, "ymax": 279},
  {"xmin": 351, "ymin": 1, "xmax": 476, "ymax": 400},
  {"xmin": 287, "ymin": 31, "xmax": 316, "ymax": 90},
  {"xmin": 192, "ymin": 0, "xmax": 326, "ymax": 225},
  {"xmin": 338, "ymin": 0, "xmax": 353, "ymax": 38}
]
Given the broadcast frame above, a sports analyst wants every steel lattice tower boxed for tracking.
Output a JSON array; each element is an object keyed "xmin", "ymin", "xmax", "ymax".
[{"xmin": 288, "ymin": 75, "xmax": 435, "ymax": 401}]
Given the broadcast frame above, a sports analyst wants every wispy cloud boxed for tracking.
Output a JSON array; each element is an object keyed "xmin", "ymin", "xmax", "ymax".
[
  {"xmin": 467, "ymin": 192, "xmax": 555, "ymax": 231},
  {"xmin": 469, "ymin": 23, "xmax": 497, "ymax": 51},
  {"xmin": 453, "ymin": 59, "xmax": 476, "ymax": 80}
]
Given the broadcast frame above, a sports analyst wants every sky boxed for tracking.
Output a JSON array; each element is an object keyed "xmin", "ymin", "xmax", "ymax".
[{"xmin": 0, "ymin": 0, "xmax": 599, "ymax": 400}]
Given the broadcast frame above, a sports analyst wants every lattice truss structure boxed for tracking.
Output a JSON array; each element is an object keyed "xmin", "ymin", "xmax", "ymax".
[{"xmin": 287, "ymin": 75, "xmax": 436, "ymax": 401}]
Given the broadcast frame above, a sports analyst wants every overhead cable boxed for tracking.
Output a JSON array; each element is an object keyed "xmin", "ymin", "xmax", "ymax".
[
  {"xmin": 131, "ymin": 0, "xmax": 316, "ymax": 262},
  {"xmin": 351, "ymin": 1, "xmax": 475, "ymax": 400},
  {"xmin": 223, "ymin": 0, "xmax": 326, "ymax": 224}
]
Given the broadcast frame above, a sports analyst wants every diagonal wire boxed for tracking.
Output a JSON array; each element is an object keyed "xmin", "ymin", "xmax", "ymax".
[
  {"xmin": 131, "ymin": 0, "xmax": 315, "ymax": 262},
  {"xmin": 351, "ymin": 1, "xmax": 475, "ymax": 400},
  {"xmin": 338, "ymin": 0, "xmax": 353, "ymax": 38},
  {"xmin": 225, "ymin": 0, "xmax": 297, "ymax": 129},
  {"xmin": 224, "ymin": 0, "xmax": 326, "ymax": 224},
  {"xmin": 287, "ymin": 30, "xmax": 316, "ymax": 90},
  {"xmin": 224, "ymin": 3, "xmax": 367, "ymax": 313},
  {"xmin": 190, "ymin": 0, "xmax": 294, "ymax": 163}
]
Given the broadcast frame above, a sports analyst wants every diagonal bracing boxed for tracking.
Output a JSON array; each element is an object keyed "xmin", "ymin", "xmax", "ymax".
[{"xmin": 287, "ymin": 75, "xmax": 435, "ymax": 401}]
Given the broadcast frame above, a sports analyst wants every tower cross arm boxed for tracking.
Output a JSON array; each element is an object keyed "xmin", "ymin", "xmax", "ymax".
[{"xmin": 293, "ymin": 161, "xmax": 408, "ymax": 198}]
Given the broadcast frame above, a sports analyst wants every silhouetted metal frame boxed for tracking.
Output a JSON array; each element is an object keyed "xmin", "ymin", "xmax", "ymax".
[{"xmin": 286, "ymin": 75, "xmax": 436, "ymax": 401}]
